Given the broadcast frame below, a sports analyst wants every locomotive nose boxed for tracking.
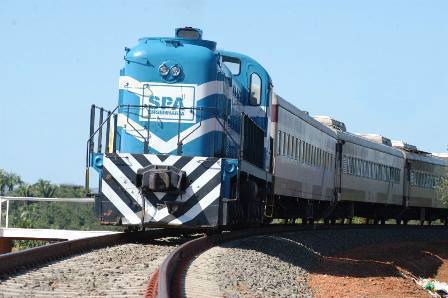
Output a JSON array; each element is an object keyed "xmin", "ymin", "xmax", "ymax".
[{"xmin": 136, "ymin": 165, "xmax": 187, "ymax": 194}]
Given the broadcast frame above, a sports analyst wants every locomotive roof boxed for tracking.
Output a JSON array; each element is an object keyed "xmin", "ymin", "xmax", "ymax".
[{"xmin": 138, "ymin": 36, "xmax": 217, "ymax": 51}]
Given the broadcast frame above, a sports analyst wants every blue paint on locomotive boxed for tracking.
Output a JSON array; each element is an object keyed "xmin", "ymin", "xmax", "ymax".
[{"xmin": 115, "ymin": 29, "xmax": 272, "ymax": 169}]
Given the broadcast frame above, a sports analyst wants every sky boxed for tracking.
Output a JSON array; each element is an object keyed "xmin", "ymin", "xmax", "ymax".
[{"xmin": 0, "ymin": 0, "xmax": 447, "ymax": 184}]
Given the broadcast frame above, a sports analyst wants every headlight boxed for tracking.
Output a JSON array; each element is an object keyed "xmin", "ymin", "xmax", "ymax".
[
  {"xmin": 159, "ymin": 64, "xmax": 169, "ymax": 76},
  {"xmin": 171, "ymin": 65, "xmax": 181, "ymax": 77}
]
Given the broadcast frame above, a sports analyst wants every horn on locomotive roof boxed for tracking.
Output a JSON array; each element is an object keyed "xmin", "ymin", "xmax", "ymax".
[{"xmin": 175, "ymin": 27, "xmax": 203, "ymax": 40}]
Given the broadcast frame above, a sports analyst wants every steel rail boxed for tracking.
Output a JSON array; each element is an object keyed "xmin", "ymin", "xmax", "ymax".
[
  {"xmin": 0, "ymin": 228, "xmax": 188, "ymax": 275},
  {"xmin": 154, "ymin": 224, "xmax": 447, "ymax": 298}
]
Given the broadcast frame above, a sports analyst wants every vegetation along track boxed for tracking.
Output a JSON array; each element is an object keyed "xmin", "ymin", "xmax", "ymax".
[
  {"xmin": 150, "ymin": 224, "xmax": 448, "ymax": 298},
  {"xmin": 0, "ymin": 229, "xmax": 199, "ymax": 297}
]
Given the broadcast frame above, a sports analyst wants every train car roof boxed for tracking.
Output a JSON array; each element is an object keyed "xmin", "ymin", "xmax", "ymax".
[
  {"xmin": 337, "ymin": 131, "xmax": 405, "ymax": 158},
  {"xmin": 400, "ymin": 150, "xmax": 447, "ymax": 166},
  {"xmin": 433, "ymin": 153, "xmax": 448, "ymax": 160},
  {"xmin": 274, "ymin": 95, "xmax": 337, "ymax": 138}
]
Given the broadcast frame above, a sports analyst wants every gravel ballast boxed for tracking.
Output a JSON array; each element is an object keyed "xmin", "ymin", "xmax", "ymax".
[
  {"xmin": 0, "ymin": 237, "xmax": 183, "ymax": 297},
  {"xmin": 186, "ymin": 227, "xmax": 448, "ymax": 298}
]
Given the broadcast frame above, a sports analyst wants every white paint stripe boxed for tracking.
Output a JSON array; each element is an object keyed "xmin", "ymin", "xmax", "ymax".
[
  {"xmin": 181, "ymin": 156, "xmax": 209, "ymax": 176},
  {"xmin": 109, "ymin": 153, "xmax": 222, "ymax": 224},
  {"xmin": 118, "ymin": 76, "xmax": 224, "ymax": 102},
  {"xmin": 169, "ymin": 183, "xmax": 221, "ymax": 225},
  {"xmin": 145, "ymin": 154, "xmax": 162, "ymax": 165},
  {"xmin": 122, "ymin": 153, "xmax": 145, "ymax": 172},
  {"xmin": 142, "ymin": 156, "xmax": 209, "ymax": 202},
  {"xmin": 163, "ymin": 155, "xmax": 182, "ymax": 166},
  {"xmin": 153, "ymin": 159, "xmax": 221, "ymax": 221},
  {"xmin": 153, "ymin": 192, "xmax": 166, "ymax": 200},
  {"xmin": 103, "ymin": 158, "xmax": 157, "ymax": 219},
  {"xmin": 101, "ymin": 180, "xmax": 141, "ymax": 225},
  {"xmin": 179, "ymin": 161, "xmax": 221, "ymax": 202},
  {"xmin": 118, "ymin": 115, "xmax": 238, "ymax": 153},
  {"xmin": 118, "ymin": 115, "xmax": 220, "ymax": 152}
]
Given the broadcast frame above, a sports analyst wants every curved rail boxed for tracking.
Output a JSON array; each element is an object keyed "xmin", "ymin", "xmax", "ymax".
[
  {"xmin": 154, "ymin": 224, "xmax": 447, "ymax": 298},
  {"xmin": 0, "ymin": 228, "xmax": 182, "ymax": 275}
]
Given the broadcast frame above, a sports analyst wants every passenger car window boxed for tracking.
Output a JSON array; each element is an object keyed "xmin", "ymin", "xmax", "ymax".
[
  {"xmin": 277, "ymin": 131, "xmax": 282, "ymax": 156},
  {"xmin": 249, "ymin": 73, "xmax": 261, "ymax": 106}
]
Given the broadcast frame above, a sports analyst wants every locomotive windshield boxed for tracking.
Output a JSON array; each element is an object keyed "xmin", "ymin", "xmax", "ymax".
[{"xmin": 222, "ymin": 56, "xmax": 241, "ymax": 75}]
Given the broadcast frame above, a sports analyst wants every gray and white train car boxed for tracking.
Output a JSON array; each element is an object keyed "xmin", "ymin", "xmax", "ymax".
[
  {"xmin": 336, "ymin": 133, "xmax": 406, "ymax": 220},
  {"xmin": 393, "ymin": 141, "xmax": 448, "ymax": 222},
  {"xmin": 271, "ymin": 106, "xmax": 448, "ymax": 223},
  {"xmin": 270, "ymin": 96, "xmax": 337, "ymax": 220}
]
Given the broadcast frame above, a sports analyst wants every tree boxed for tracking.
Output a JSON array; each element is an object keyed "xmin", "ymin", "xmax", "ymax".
[
  {"xmin": 15, "ymin": 184, "xmax": 35, "ymax": 197},
  {"xmin": 5, "ymin": 173, "xmax": 23, "ymax": 193},
  {"xmin": 438, "ymin": 177, "xmax": 448, "ymax": 207},
  {"xmin": 0, "ymin": 169, "xmax": 7, "ymax": 195},
  {"xmin": 0, "ymin": 170, "xmax": 23, "ymax": 195},
  {"xmin": 33, "ymin": 179, "xmax": 57, "ymax": 198}
]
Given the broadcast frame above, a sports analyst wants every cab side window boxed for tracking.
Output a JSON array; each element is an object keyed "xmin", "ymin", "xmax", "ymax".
[{"xmin": 249, "ymin": 73, "xmax": 261, "ymax": 105}]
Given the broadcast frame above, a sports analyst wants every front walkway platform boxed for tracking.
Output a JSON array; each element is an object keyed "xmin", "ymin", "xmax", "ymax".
[
  {"xmin": 0, "ymin": 228, "xmax": 122, "ymax": 253},
  {"xmin": 0, "ymin": 228, "xmax": 121, "ymax": 241}
]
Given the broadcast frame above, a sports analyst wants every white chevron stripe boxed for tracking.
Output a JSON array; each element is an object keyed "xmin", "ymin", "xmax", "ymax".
[
  {"xmin": 140, "ymin": 156, "xmax": 210, "ymax": 202},
  {"xmin": 119, "ymin": 153, "xmax": 144, "ymax": 173},
  {"xmin": 103, "ymin": 157, "xmax": 157, "ymax": 219},
  {"xmin": 169, "ymin": 183, "xmax": 221, "ymax": 225},
  {"xmin": 181, "ymin": 156, "xmax": 209, "ymax": 176},
  {"xmin": 153, "ymin": 159, "xmax": 222, "ymax": 221},
  {"xmin": 153, "ymin": 192, "xmax": 166, "ymax": 200},
  {"xmin": 103, "ymin": 154, "xmax": 222, "ymax": 225},
  {"xmin": 101, "ymin": 180, "xmax": 141, "ymax": 225},
  {"xmin": 144, "ymin": 154, "xmax": 181, "ymax": 166},
  {"xmin": 118, "ymin": 114, "xmax": 229, "ymax": 153}
]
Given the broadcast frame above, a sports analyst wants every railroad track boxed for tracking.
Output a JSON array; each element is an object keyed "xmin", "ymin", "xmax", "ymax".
[
  {"xmin": 0, "ymin": 229, "xmax": 200, "ymax": 297},
  {"xmin": 1, "ymin": 224, "xmax": 447, "ymax": 297},
  {"xmin": 149, "ymin": 224, "xmax": 448, "ymax": 298}
]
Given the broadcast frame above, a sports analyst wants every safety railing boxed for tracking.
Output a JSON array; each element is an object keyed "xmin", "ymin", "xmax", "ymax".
[
  {"xmin": 0, "ymin": 196, "xmax": 94, "ymax": 229},
  {"xmin": 87, "ymin": 104, "xmax": 241, "ymax": 158}
]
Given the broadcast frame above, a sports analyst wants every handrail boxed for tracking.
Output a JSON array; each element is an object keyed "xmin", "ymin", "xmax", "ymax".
[
  {"xmin": 0, "ymin": 196, "xmax": 94, "ymax": 202},
  {"xmin": 85, "ymin": 103, "xmax": 253, "ymax": 192},
  {"xmin": 0, "ymin": 196, "xmax": 95, "ymax": 229}
]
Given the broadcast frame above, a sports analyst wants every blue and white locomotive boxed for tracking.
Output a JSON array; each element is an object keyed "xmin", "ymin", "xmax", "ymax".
[
  {"xmin": 88, "ymin": 27, "xmax": 272, "ymax": 228},
  {"xmin": 87, "ymin": 27, "xmax": 448, "ymax": 229}
]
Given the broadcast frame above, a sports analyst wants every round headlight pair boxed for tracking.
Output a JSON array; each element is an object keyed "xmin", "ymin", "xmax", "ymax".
[{"xmin": 159, "ymin": 64, "xmax": 181, "ymax": 77}]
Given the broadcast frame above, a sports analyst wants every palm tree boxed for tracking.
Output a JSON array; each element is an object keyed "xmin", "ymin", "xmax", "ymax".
[
  {"xmin": 0, "ymin": 169, "xmax": 7, "ymax": 195},
  {"xmin": 34, "ymin": 179, "xmax": 57, "ymax": 198},
  {"xmin": 16, "ymin": 184, "xmax": 34, "ymax": 197},
  {"xmin": 5, "ymin": 173, "xmax": 23, "ymax": 194}
]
